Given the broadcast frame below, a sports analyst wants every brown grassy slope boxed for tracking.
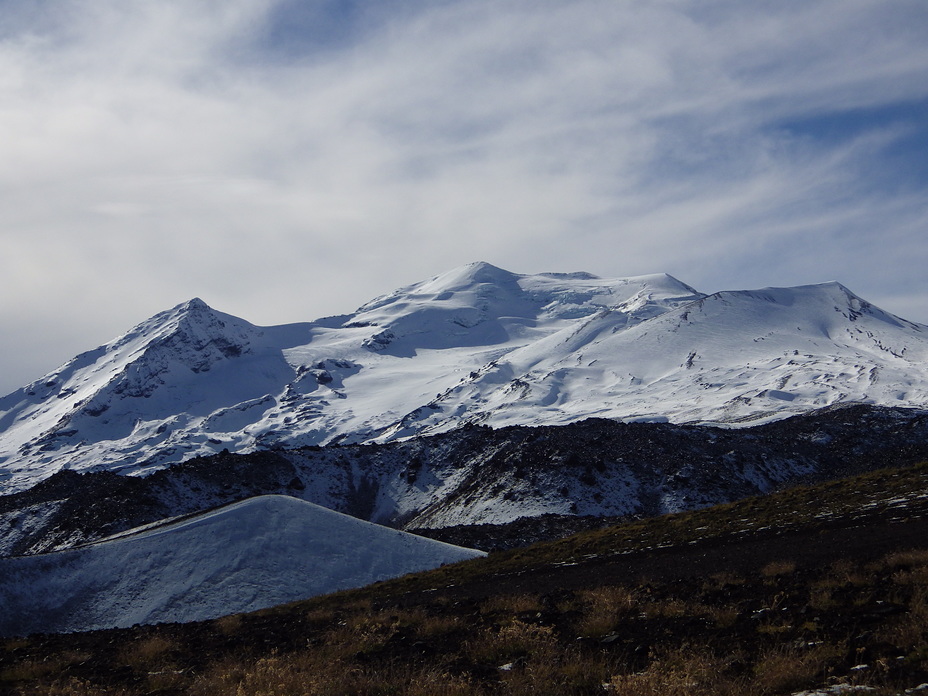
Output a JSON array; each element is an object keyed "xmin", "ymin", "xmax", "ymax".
[{"xmin": 3, "ymin": 462, "xmax": 928, "ymax": 695}]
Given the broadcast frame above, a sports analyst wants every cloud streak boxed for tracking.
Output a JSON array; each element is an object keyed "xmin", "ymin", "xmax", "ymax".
[{"xmin": 1, "ymin": 0, "xmax": 926, "ymax": 394}]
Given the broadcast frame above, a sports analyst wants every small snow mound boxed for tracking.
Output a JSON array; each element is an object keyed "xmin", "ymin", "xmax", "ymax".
[{"xmin": 0, "ymin": 495, "xmax": 484, "ymax": 636}]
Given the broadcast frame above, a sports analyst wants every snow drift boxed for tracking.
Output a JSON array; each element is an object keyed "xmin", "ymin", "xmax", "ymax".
[{"xmin": 0, "ymin": 495, "xmax": 484, "ymax": 636}]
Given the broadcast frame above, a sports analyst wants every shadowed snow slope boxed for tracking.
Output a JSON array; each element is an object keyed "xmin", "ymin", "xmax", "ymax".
[
  {"xmin": 0, "ymin": 495, "xmax": 484, "ymax": 636},
  {"xmin": 1, "ymin": 262, "xmax": 927, "ymax": 493}
]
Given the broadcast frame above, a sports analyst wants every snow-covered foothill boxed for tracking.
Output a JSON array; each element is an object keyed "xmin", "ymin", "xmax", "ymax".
[
  {"xmin": 0, "ymin": 495, "xmax": 484, "ymax": 636},
  {"xmin": 2, "ymin": 262, "xmax": 927, "ymax": 494}
]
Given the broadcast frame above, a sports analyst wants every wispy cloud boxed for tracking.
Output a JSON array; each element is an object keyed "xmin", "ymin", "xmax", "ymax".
[{"xmin": 1, "ymin": 0, "xmax": 926, "ymax": 393}]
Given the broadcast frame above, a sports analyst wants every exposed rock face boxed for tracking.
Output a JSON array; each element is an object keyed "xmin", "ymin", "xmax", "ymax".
[{"xmin": 2, "ymin": 404, "xmax": 927, "ymax": 556}]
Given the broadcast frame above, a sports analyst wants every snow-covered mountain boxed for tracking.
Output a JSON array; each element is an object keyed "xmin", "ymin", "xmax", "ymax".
[
  {"xmin": 0, "ymin": 494, "xmax": 484, "ymax": 636},
  {"xmin": 2, "ymin": 262, "xmax": 927, "ymax": 494}
]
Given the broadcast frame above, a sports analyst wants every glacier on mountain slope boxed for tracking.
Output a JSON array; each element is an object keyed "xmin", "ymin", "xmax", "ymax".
[
  {"xmin": 1, "ymin": 261, "xmax": 927, "ymax": 494},
  {"xmin": 0, "ymin": 495, "xmax": 484, "ymax": 636}
]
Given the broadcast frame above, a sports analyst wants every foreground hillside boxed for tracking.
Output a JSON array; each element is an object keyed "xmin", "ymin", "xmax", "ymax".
[{"xmin": 4, "ymin": 462, "xmax": 928, "ymax": 695}]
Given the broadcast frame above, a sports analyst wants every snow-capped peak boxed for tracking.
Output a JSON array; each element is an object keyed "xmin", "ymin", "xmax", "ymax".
[
  {"xmin": 107, "ymin": 296, "xmax": 257, "ymax": 354},
  {"xmin": 350, "ymin": 264, "xmax": 703, "ymax": 348},
  {"xmin": 419, "ymin": 260, "xmax": 521, "ymax": 291}
]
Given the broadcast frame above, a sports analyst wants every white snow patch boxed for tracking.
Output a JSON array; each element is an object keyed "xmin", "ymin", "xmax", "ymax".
[{"xmin": 0, "ymin": 495, "xmax": 484, "ymax": 636}]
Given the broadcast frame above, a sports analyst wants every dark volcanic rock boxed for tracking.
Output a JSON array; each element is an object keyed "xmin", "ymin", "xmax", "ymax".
[{"xmin": 2, "ymin": 404, "xmax": 928, "ymax": 556}]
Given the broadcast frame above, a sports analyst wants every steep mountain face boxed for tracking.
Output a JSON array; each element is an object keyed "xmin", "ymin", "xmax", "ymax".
[
  {"xmin": 1, "ymin": 262, "xmax": 927, "ymax": 495},
  {"xmin": 0, "ymin": 495, "xmax": 484, "ymax": 636}
]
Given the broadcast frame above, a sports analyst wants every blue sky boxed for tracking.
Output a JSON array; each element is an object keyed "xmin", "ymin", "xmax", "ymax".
[{"xmin": 0, "ymin": 0, "xmax": 926, "ymax": 395}]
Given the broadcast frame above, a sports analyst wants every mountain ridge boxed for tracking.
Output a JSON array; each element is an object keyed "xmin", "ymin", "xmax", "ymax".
[
  {"xmin": 1, "ymin": 263, "xmax": 927, "ymax": 494},
  {"xmin": 3, "ymin": 403, "xmax": 927, "ymax": 558}
]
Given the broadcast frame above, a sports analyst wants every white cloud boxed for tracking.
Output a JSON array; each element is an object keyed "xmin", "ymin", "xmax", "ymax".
[{"xmin": 1, "ymin": 0, "xmax": 927, "ymax": 393}]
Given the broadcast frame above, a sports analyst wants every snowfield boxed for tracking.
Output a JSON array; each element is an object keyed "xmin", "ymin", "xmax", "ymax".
[
  {"xmin": 0, "ymin": 495, "xmax": 484, "ymax": 636},
  {"xmin": 2, "ymin": 262, "xmax": 927, "ymax": 494}
]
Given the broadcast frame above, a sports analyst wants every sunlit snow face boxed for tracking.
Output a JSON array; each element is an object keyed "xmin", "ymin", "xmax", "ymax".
[{"xmin": 3, "ymin": 263, "xmax": 927, "ymax": 499}]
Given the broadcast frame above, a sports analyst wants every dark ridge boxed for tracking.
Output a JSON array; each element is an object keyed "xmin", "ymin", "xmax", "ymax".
[{"xmin": 2, "ymin": 404, "xmax": 928, "ymax": 557}]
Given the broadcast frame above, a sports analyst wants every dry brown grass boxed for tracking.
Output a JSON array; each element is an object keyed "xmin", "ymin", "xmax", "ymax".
[
  {"xmin": 1, "ymin": 652, "xmax": 91, "ymax": 687},
  {"xmin": 605, "ymin": 646, "xmax": 744, "ymax": 696},
  {"xmin": 415, "ymin": 611, "xmax": 466, "ymax": 640},
  {"xmin": 574, "ymin": 585, "xmax": 636, "ymax": 638},
  {"xmin": 213, "ymin": 612, "xmax": 243, "ymax": 635},
  {"xmin": 465, "ymin": 620, "xmax": 559, "ymax": 667},
  {"xmin": 498, "ymin": 650, "xmax": 615, "ymax": 696},
  {"xmin": 1, "ymin": 638, "xmax": 30, "ymax": 652},
  {"xmin": 879, "ymin": 548, "xmax": 928, "ymax": 571},
  {"xmin": 707, "ymin": 571, "xmax": 745, "ymax": 587},
  {"xmin": 479, "ymin": 592, "xmax": 544, "ymax": 615},
  {"xmin": 705, "ymin": 605, "xmax": 740, "ymax": 628},
  {"xmin": 191, "ymin": 651, "xmax": 477, "ymax": 696},
  {"xmin": 34, "ymin": 678, "xmax": 132, "ymax": 695},
  {"xmin": 760, "ymin": 559, "xmax": 796, "ymax": 578},
  {"xmin": 303, "ymin": 606, "xmax": 338, "ymax": 627},
  {"xmin": 873, "ymin": 553, "xmax": 928, "ymax": 654},
  {"xmin": 825, "ymin": 558, "xmax": 869, "ymax": 586},
  {"xmin": 808, "ymin": 585, "xmax": 841, "ymax": 611},
  {"xmin": 120, "ymin": 634, "xmax": 174, "ymax": 668},
  {"xmin": 751, "ymin": 642, "xmax": 845, "ymax": 695}
]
